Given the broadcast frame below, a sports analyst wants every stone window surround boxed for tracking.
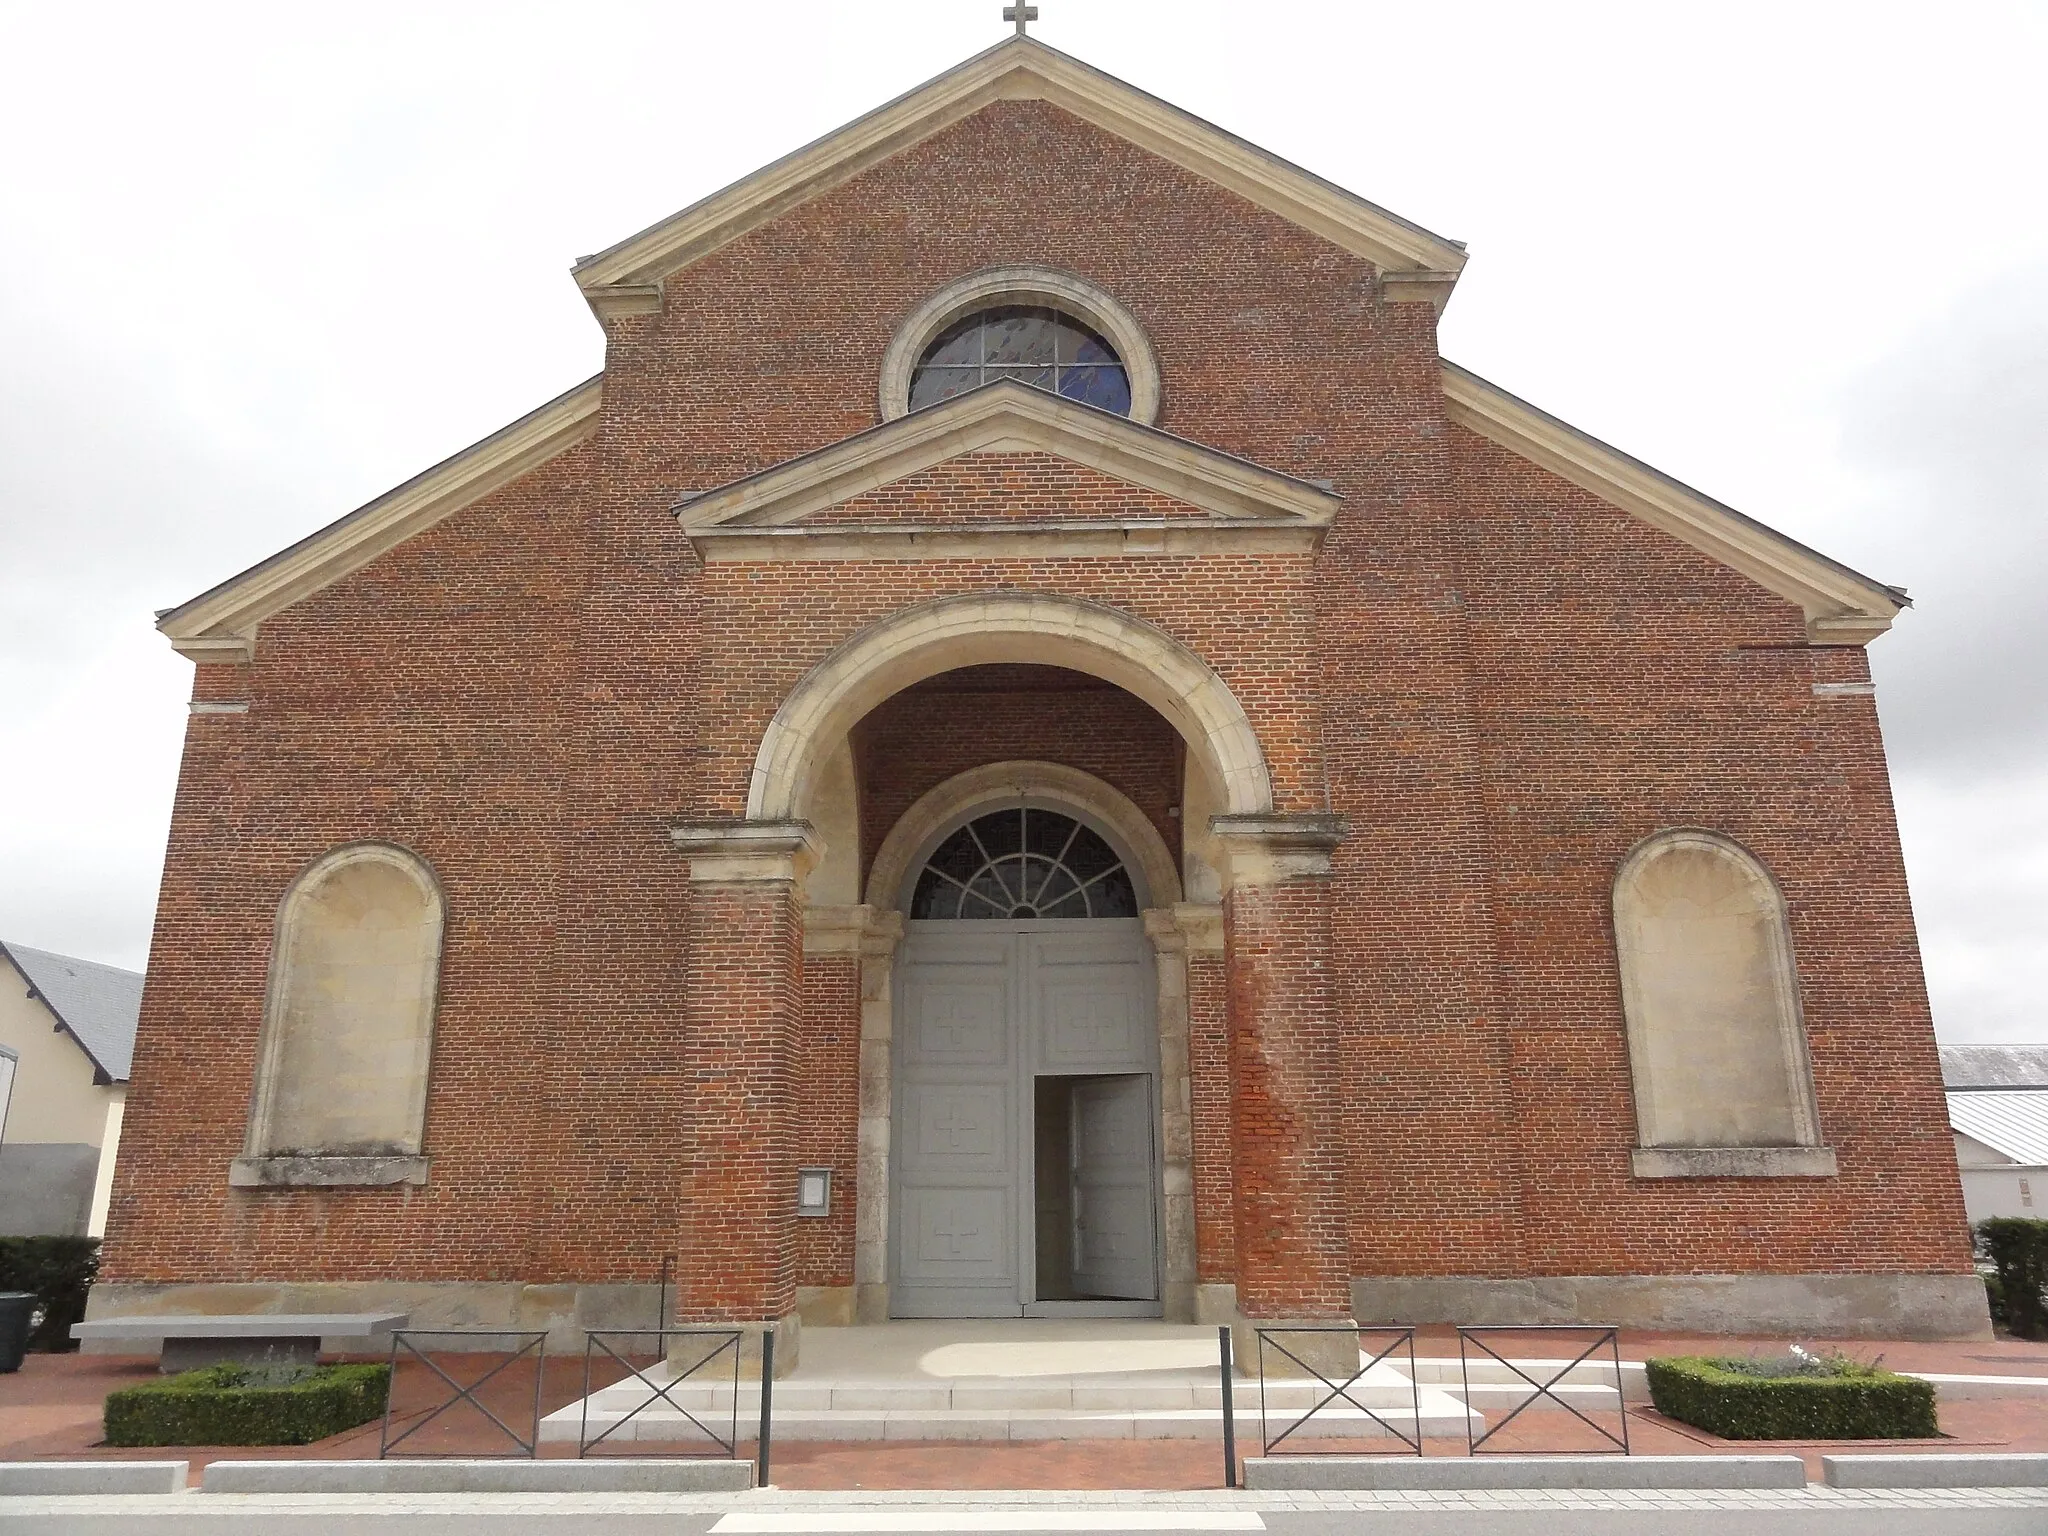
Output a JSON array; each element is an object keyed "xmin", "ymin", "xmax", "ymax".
[
  {"xmin": 229, "ymin": 841, "xmax": 444, "ymax": 1191},
  {"xmin": 878, "ymin": 266, "xmax": 1163, "ymax": 427},
  {"xmin": 811, "ymin": 760, "xmax": 1208, "ymax": 1325},
  {"xmin": 1613, "ymin": 827, "xmax": 1833, "ymax": 1181}
]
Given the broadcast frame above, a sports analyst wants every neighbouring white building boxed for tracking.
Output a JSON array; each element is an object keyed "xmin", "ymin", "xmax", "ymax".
[
  {"xmin": 1943, "ymin": 1045, "xmax": 2048, "ymax": 1225},
  {"xmin": 0, "ymin": 942, "xmax": 142, "ymax": 1238}
]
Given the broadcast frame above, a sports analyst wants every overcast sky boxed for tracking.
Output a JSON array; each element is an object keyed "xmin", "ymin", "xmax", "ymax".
[{"xmin": 1, "ymin": 1, "xmax": 2042, "ymax": 1041}]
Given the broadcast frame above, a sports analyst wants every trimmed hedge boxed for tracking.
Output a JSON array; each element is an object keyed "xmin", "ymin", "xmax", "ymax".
[
  {"xmin": 1645, "ymin": 1354, "xmax": 1937, "ymax": 1440},
  {"xmin": 104, "ymin": 1362, "xmax": 390, "ymax": 1447},
  {"xmin": 1978, "ymin": 1218, "xmax": 2048, "ymax": 1339},
  {"xmin": 0, "ymin": 1236, "xmax": 99, "ymax": 1352}
]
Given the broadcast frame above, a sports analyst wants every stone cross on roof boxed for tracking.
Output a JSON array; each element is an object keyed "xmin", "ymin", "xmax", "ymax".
[{"xmin": 1004, "ymin": 2, "xmax": 1038, "ymax": 37}]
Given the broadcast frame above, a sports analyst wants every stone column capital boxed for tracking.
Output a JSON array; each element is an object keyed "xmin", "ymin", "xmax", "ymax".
[
  {"xmin": 1210, "ymin": 813, "xmax": 1349, "ymax": 887},
  {"xmin": 1145, "ymin": 903, "xmax": 1225, "ymax": 953},
  {"xmin": 669, "ymin": 818, "xmax": 820, "ymax": 885},
  {"xmin": 802, "ymin": 903, "xmax": 906, "ymax": 956}
]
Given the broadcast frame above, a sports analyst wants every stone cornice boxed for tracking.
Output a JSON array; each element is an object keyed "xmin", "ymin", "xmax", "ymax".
[
  {"xmin": 584, "ymin": 282, "xmax": 663, "ymax": 322},
  {"xmin": 688, "ymin": 520, "xmax": 1323, "ymax": 562},
  {"xmin": 676, "ymin": 379, "xmax": 1340, "ymax": 536},
  {"xmin": 572, "ymin": 38, "xmax": 1466, "ymax": 302},
  {"xmin": 158, "ymin": 376, "xmax": 603, "ymax": 660},
  {"xmin": 1441, "ymin": 362, "xmax": 1907, "ymax": 645}
]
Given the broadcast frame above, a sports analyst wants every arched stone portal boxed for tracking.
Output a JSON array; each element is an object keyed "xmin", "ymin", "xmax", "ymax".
[
  {"xmin": 674, "ymin": 593, "xmax": 1351, "ymax": 1367},
  {"xmin": 744, "ymin": 592, "xmax": 1275, "ymax": 826}
]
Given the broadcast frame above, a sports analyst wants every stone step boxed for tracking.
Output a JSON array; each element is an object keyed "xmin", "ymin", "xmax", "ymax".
[
  {"xmin": 539, "ymin": 1401, "xmax": 1480, "ymax": 1444},
  {"xmin": 571, "ymin": 1361, "xmax": 1625, "ymax": 1416},
  {"xmin": 573, "ymin": 1373, "xmax": 1438, "ymax": 1414}
]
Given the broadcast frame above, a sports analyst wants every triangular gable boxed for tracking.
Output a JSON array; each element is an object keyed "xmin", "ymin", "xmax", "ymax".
[
  {"xmin": 572, "ymin": 37, "xmax": 1466, "ymax": 318},
  {"xmin": 803, "ymin": 453, "xmax": 1224, "ymax": 525},
  {"xmin": 1441, "ymin": 362, "xmax": 1907, "ymax": 644},
  {"xmin": 677, "ymin": 379, "xmax": 1340, "ymax": 534},
  {"xmin": 157, "ymin": 376, "xmax": 602, "ymax": 661}
]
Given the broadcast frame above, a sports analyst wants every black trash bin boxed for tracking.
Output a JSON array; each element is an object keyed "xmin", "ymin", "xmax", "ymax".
[{"xmin": 0, "ymin": 1292, "xmax": 39, "ymax": 1372}]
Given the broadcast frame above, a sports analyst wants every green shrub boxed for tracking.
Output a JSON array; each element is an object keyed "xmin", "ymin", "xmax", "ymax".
[
  {"xmin": 1983, "ymin": 1270, "xmax": 2008, "ymax": 1331},
  {"xmin": 1977, "ymin": 1218, "xmax": 2048, "ymax": 1339},
  {"xmin": 104, "ymin": 1362, "xmax": 390, "ymax": 1447},
  {"xmin": 1645, "ymin": 1353, "xmax": 1937, "ymax": 1440},
  {"xmin": 0, "ymin": 1237, "xmax": 99, "ymax": 1352}
]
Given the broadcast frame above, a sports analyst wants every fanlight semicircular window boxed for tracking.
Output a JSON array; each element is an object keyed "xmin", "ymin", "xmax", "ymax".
[
  {"xmin": 907, "ymin": 305, "xmax": 1132, "ymax": 416},
  {"xmin": 911, "ymin": 807, "xmax": 1138, "ymax": 920}
]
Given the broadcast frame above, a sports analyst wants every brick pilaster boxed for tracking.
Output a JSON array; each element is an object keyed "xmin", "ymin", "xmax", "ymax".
[
  {"xmin": 668, "ymin": 821, "xmax": 818, "ymax": 1332},
  {"xmin": 1215, "ymin": 814, "xmax": 1352, "ymax": 1321}
]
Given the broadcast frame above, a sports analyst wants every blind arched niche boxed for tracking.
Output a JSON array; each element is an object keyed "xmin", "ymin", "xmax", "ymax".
[
  {"xmin": 1613, "ymin": 831, "xmax": 1835, "ymax": 1179},
  {"xmin": 230, "ymin": 842, "xmax": 444, "ymax": 1188}
]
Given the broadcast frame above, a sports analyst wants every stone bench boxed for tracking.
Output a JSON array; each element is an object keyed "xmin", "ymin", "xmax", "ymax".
[{"xmin": 71, "ymin": 1312, "xmax": 408, "ymax": 1372}]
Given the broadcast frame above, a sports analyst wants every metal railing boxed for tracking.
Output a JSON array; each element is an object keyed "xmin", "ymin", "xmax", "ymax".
[
  {"xmin": 577, "ymin": 1327, "xmax": 744, "ymax": 1459},
  {"xmin": 378, "ymin": 1329, "xmax": 549, "ymax": 1459},
  {"xmin": 1458, "ymin": 1325, "xmax": 1629, "ymax": 1455},
  {"xmin": 1254, "ymin": 1325, "xmax": 1424, "ymax": 1457}
]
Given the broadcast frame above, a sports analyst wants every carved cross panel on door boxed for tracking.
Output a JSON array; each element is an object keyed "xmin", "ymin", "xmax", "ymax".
[{"xmin": 910, "ymin": 981, "xmax": 1009, "ymax": 1066}]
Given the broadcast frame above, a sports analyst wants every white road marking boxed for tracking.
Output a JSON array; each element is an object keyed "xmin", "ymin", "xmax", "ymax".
[{"xmin": 710, "ymin": 1514, "xmax": 1264, "ymax": 1533}]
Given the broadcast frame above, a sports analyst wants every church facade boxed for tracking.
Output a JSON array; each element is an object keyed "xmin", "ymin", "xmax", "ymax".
[{"xmin": 102, "ymin": 35, "xmax": 1986, "ymax": 1356}]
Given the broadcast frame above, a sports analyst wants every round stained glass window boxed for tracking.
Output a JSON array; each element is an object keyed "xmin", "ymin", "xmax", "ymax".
[
  {"xmin": 907, "ymin": 305, "xmax": 1133, "ymax": 416},
  {"xmin": 910, "ymin": 807, "xmax": 1139, "ymax": 920}
]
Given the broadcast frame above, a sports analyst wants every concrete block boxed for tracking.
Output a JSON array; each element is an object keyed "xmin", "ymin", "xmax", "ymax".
[
  {"xmin": 1822, "ymin": 1454, "xmax": 2048, "ymax": 1489},
  {"xmin": 0, "ymin": 1461, "xmax": 188, "ymax": 1495},
  {"xmin": 200, "ymin": 1458, "xmax": 753, "ymax": 1493},
  {"xmin": 1241, "ymin": 1454, "xmax": 1808, "ymax": 1491}
]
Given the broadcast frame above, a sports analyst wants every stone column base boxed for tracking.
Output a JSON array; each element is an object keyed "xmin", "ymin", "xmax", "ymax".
[
  {"xmin": 1229, "ymin": 1315, "xmax": 1361, "ymax": 1381},
  {"xmin": 81, "ymin": 1280, "xmax": 675, "ymax": 1356},
  {"xmin": 669, "ymin": 1312, "xmax": 800, "ymax": 1380},
  {"xmin": 795, "ymin": 1285, "xmax": 856, "ymax": 1328}
]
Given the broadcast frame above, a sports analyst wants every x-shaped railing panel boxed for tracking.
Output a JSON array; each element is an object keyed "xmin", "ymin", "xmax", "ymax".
[
  {"xmin": 578, "ymin": 1328, "xmax": 742, "ymax": 1458},
  {"xmin": 1256, "ymin": 1326, "xmax": 1422, "ymax": 1456},
  {"xmin": 379, "ymin": 1329, "xmax": 550, "ymax": 1459},
  {"xmin": 1458, "ymin": 1325, "xmax": 1630, "ymax": 1455}
]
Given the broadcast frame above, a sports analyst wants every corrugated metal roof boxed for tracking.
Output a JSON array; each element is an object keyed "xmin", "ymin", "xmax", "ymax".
[
  {"xmin": 0, "ymin": 941, "xmax": 143, "ymax": 1083},
  {"xmin": 1941, "ymin": 1045, "xmax": 2048, "ymax": 1089},
  {"xmin": 1948, "ymin": 1090, "xmax": 2048, "ymax": 1167}
]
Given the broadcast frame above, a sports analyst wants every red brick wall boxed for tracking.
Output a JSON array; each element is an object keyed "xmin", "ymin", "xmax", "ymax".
[
  {"xmin": 103, "ymin": 91, "xmax": 1971, "ymax": 1305},
  {"xmin": 852, "ymin": 665, "xmax": 1184, "ymax": 898},
  {"xmin": 1442, "ymin": 425, "xmax": 1971, "ymax": 1276},
  {"xmin": 792, "ymin": 953, "xmax": 860, "ymax": 1289},
  {"xmin": 106, "ymin": 440, "xmax": 598, "ymax": 1284}
]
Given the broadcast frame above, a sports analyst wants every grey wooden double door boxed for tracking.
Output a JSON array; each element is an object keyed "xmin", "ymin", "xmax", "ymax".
[{"xmin": 892, "ymin": 919, "xmax": 1160, "ymax": 1318}]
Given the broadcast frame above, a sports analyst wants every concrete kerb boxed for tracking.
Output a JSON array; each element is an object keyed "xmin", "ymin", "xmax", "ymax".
[
  {"xmin": 0, "ymin": 1462, "xmax": 189, "ymax": 1495},
  {"xmin": 1241, "ymin": 1454, "xmax": 1809, "ymax": 1491},
  {"xmin": 199, "ymin": 1459, "xmax": 755, "ymax": 1494},
  {"xmin": 1822, "ymin": 1454, "xmax": 2048, "ymax": 1489}
]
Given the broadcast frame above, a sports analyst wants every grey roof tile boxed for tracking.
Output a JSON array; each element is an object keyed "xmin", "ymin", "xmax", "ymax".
[
  {"xmin": 0, "ymin": 941, "xmax": 143, "ymax": 1082},
  {"xmin": 1941, "ymin": 1045, "xmax": 2048, "ymax": 1090}
]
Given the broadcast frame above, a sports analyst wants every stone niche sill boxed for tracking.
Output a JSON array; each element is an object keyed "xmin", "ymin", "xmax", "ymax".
[
  {"xmin": 1631, "ymin": 1146, "xmax": 1838, "ymax": 1179},
  {"xmin": 229, "ymin": 1155, "xmax": 430, "ymax": 1189}
]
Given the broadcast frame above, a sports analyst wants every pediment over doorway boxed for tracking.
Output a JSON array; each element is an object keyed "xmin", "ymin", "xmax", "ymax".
[{"xmin": 676, "ymin": 379, "xmax": 1339, "ymax": 561}]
